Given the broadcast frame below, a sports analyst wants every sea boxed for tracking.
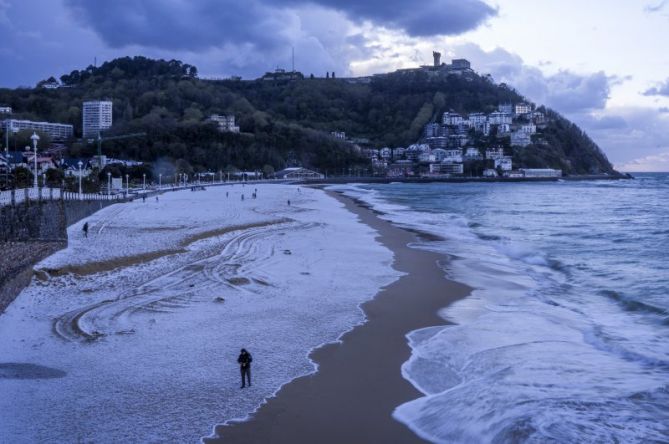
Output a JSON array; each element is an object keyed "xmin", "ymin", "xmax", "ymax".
[{"xmin": 335, "ymin": 173, "xmax": 669, "ymax": 443}]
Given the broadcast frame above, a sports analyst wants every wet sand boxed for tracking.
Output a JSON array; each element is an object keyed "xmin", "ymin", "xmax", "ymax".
[{"xmin": 206, "ymin": 192, "xmax": 471, "ymax": 443}]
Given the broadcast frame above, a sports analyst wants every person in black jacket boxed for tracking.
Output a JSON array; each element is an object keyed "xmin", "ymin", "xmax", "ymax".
[{"xmin": 238, "ymin": 349, "xmax": 252, "ymax": 388}]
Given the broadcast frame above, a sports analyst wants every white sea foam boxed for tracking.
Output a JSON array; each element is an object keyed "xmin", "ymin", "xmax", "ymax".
[
  {"xmin": 332, "ymin": 182, "xmax": 669, "ymax": 443},
  {"xmin": 0, "ymin": 184, "xmax": 400, "ymax": 443}
]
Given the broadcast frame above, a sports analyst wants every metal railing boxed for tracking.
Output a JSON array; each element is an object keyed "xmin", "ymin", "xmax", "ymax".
[{"xmin": 0, "ymin": 187, "xmax": 125, "ymax": 208}]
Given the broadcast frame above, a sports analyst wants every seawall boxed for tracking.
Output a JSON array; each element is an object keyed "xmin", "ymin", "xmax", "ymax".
[{"xmin": 0, "ymin": 198, "xmax": 121, "ymax": 314}]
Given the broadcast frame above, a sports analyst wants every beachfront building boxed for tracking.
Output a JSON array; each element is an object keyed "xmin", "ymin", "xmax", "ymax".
[
  {"xmin": 388, "ymin": 161, "xmax": 415, "ymax": 177},
  {"xmin": 0, "ymin": 106, "xmax": 11, "ymax": 114},
  {"xmin": 274, "ymin": 167, "xmax": 324, "ymax": 180},
  {"xmin": 495, "ymin": 157, "xmax": 513, "ymax": 171},
  {"xmin": 208, "ymin": 114, "xmax": 240, "ymax": 133},
  {"xmin": 1, "ymin": 119, "xmax": 74, "ymax": 141},
  {"xmin": 464, "ymin": 147, "xmax": 483, "ymax": 160},
  {"xmin": 429, "ymin": 163, "xmax": 464, "ymax": 175},
  {"xmin": 520, "ymin": 168, "xmax": 562, "ymax": 178},
  {"xmin": 83, "ymin": 100, "xmax": 113, "ymax": 138},
  {"xmin": 330, "ymin": 131, "xmax": 346, "ymax": 140}
]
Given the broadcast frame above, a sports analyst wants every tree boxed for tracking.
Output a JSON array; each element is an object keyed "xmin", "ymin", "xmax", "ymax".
[
  {"xmin": 12, "ymin": 166, "xmax": 33, "ymax": 188},
  {"xmin": 262, "ymin": 164, "xmax": 275, "ymax": 178},
  {"xmin": 45, "ymin": 168, "xmax": 65, "ymax": 187},
  {"xmin": 13, "ymin": 130, "xmax": 52, "ymax": 152}
]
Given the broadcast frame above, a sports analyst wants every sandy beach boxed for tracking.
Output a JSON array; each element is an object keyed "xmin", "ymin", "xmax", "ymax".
[
  {"xmin": 206, "ymin": 191, "xmax": 471, "ymax": 443},
  {"xmin": 0, "ymin": 184, "xmax": 400, "ymax": 442}
]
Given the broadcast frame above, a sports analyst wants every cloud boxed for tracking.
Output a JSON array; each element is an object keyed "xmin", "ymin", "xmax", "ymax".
[
  {"xmin": 616, "ymin": 151, "xmax": 669, "ymax": 172},
  {"xmin": 642, "ymin": 78, "xmax": 669, "ymax": 96},
  {"xmin": 452, "ymin": 43, "xmax": 612, "ymax": 113},
  {"xmin": 64, "ymin": 0, "xmax": 299, "ymax": 52},
  {"xmin": 644, "ymin": 0, "xmax": 667, "ymax": 13},
  {"xmin": 64, "ymin": 0, "xmax": 496, "ymax": 54},
  {"xmin": 315, "ymin": 0, "xmax": 497, "ymax": 37}
]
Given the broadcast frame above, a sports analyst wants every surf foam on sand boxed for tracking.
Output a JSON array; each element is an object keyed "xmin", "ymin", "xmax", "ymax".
[{"xmin": 0, "ymin": 184, "xmax": 400, "ymax": 443}]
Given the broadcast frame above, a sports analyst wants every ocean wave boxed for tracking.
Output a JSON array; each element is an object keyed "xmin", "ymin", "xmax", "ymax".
[{"xmin": 336, "ymin": 181, "xmax": 669, "ymax": 443}]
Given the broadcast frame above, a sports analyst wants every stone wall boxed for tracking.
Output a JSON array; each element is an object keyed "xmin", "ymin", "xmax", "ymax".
[{"xmin": 0, "ymin": 197, "xmax": 124, "ymax": 314}]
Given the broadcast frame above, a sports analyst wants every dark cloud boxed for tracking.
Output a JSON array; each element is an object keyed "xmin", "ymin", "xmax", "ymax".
[
  {"xmin": 642, "ymin": 78, "xmax": 669, "ymax": 96},
  {"xmin": 64, "ymin": 0, "xmax": 297, "ymax": 52},
  {"xmin": 314, "ymin": 0, "xmax": 497, "ymax": 36},
  {"xmin": 64, "ymin": 0, "xmax": 496, "ymax": 53}
]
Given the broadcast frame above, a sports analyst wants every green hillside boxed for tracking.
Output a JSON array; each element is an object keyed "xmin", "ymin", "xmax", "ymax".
[{"xmin": 0, "ymin": 56, "xmax": 615, "ymax": 176}]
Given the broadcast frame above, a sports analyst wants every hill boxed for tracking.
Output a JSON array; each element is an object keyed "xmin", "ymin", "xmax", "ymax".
[{"xmin": 0, "ymin": 56, "xmax": 616, "ymax": 177}]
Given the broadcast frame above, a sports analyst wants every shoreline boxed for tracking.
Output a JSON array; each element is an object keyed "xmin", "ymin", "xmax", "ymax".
[
  {"xmin": 302, "ymin": 173, "xmax": 631, "ymax": 186},
  {"xmin": 206, "ymin": 191, "xmax": 471, "ymax": 443}
]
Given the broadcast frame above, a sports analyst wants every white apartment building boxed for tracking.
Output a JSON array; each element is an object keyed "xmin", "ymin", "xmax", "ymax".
[
  {"xmin": 486, "ymin": 148, "xmax": 505, "ymax": 160},
  {"xmin": 209, "ymin": 114, "xmax": 240, "ymax": 133},
  {"xmin": 442, "ymin": 112, "xmax": 464, "ymax": 126},
  {"xmin": 0, "ymin": 106, "xmax": 11, "ymax": 114},
  {"xmin": 430, "ymin": 163, "xmax": 464, "ymax": 175},
  {"xmin": 495, "ymin": 157, "xmax": 513, "ymax": 171},
  {"xmin": 497, "ymin": 123, "xmax": 512, "ymax": 134},
  {"xmin": 498, "ymin": 103, "xmax": 514, "ymax": 114},
  {"xmin": 83, "ymin": 101, "xmax": 113, "ymax": 138},
  {"xmin": 520, "ymin": 123, "xmax": 537, "ymax": 134},
  {"xmin": 443, "ymin": 149, "xmax": 464, "ymax": 163},
  {"xmin": 380, "ymin": 147, "xmax": 393, "ymax": 160},
  {"xmin": 392, "ymin": 147, "xmax": 406, "ymax": 158},
  {"xmin": 465, "ymin": 147, "xmax": 483, "ymax": 160},
  {"xmin": 515, "ymin": 103, "xmax": 532, "ymax": 115},
  {"xmin": 511, "ymin": 131, "xmax": 533, "ymax": 147},
  {"xmin": 424, "ymin": 122, "xmax": 441, "ymax": 138},
  {"xmin": 488, "ymin": 111, "xmax": 513, "ymax": 125},
  {"xmin": 419, "ymin": 152, "xmax": 436, "ymax": 163},
  {"xmin": 2, "ymin": 119, "xmax": 74, "ymax": 141},
  {"xmin": 520, "ymin": 168, "xmax": 562, "ymax": 178},
  {"xmin": 468, "ymin": 113, "xmax": 487, "ymax": 125}
]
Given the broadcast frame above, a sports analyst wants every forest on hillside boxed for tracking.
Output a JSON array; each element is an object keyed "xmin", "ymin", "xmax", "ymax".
[{"xmin": 0, "ymin": 56, "xmax": 615, "ymax": 175}]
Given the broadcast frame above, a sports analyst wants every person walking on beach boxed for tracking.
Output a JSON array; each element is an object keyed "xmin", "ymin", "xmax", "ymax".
[
  {"xmin": 82, "ymin": 222, "xmax": 89, "ymax": 238},
  {"xmin": 238, "ymin": 349, "xmax": 252, "ymax": 388},
  {"xmin": 287, "ymin": 199, "xmax": 291, "ymax": 206}
]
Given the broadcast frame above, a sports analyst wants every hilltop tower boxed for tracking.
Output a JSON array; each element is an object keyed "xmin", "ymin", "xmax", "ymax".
[{"xmin": 433, "ymin": 51, "xmax": 442, "ymax": 67}]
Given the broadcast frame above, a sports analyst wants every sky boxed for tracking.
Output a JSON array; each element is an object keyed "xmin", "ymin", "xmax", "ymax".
[{"xmin": 1, "ymin": 0, "xmax": 668, "ymax": 171}]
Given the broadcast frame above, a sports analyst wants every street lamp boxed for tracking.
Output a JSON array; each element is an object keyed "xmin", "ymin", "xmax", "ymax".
[
  {"xmin": 107, "ymin": 171, "xmax": 111, "ymax": 196},
  {"xmin": 125, "ymin": 174, "xmax": 129, "ymax": 194},
  {"xmin": 159, "ymin": 173, "xmax": 162, "ymax": 188},
  {"xmin": 30, "ymin": 132, "xmax": 39, "ymax": 191},
  {"xmin": 142, "ymin": 173, "xmax": 146, "ymax": 190},
  {"xmin": 77, "ymin": 160, "xmax": 83, "ymax": 198}
]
